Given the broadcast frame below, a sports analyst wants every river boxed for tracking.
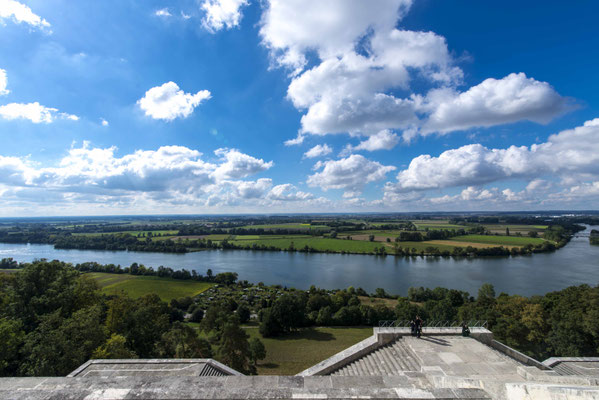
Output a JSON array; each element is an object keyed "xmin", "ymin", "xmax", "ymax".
[{"xmin": 1, "ymin": 226, "xmax": 598, "ymax": 296}]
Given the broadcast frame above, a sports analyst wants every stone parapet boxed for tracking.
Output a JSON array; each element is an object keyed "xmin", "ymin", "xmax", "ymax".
[{"xmin": 0, "ymin": 376, "xmax": 491, "ymax": 399}]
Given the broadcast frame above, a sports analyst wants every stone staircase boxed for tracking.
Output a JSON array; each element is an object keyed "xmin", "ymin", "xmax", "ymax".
[
  {"xmin": 330, "ymin": 338, "xmax": 420, "ymax": 376},
  {"xmin": 552, "ymin": 363, "xmax": 587, "ymax": 376}
]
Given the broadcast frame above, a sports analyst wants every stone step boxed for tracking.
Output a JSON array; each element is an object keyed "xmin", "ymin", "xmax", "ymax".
[
  {"xmin": 390, "ymin": 341, "xmax": 411, "ymax": 371},
  {"xmin": 380, "ymin": 343, "xmax": 403, "ymax": 374},
  {"xmin": 328, "ymin": 337, "xmax": 422, "ymax": 376},
  {"xmin": 373, "ymin": 348, "xmax": 392, "ymax": 374},
  {"xmin": 364, "ymin": 355, "xmax": 378, "ymax": 375}
]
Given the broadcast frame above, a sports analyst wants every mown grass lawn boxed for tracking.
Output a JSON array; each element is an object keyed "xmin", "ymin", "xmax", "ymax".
[
  {"xmin": 85, "ymin": 272, "xmax": 213, "ymax": 301},
  {"xmin": 448, "ymin": 234, "xmax": 546, "ymax": 247},
  {"xmin": 245, "ymin": 326, "xmax": 373, "ymax": 375}
]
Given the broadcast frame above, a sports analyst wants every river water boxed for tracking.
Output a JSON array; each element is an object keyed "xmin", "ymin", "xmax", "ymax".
[{"xmin": 1, "ymin": 226, "xmax": 598, "ymax": 296}]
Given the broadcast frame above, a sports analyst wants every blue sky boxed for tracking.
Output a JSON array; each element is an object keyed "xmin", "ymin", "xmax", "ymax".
[{"xmin": 1, "ymin": 0, "xmax": 598, "ymax": 216}]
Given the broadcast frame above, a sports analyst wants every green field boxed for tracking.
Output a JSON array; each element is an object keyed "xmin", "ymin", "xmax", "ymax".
[
  {"xmin": 394, "ymin": 241, "xmax": 458, "ymax": 252},
  {"xmin": 86, "ymin": 272, "xmax": 213, "ymax": 301},
  {"xmin": 230, "ymin": 237, "xmax": 388, "ymax": 253},
  {"xmin": 483, "ymin": 224, "xmax": 547, "ymax": 234},
  {"xmin": 73, "ymin": 230, "xmax": 179, "ymax": 237},
  {"xmin": 411, "ymin": 220, "xmax": 464, "ymax": 230},
  {"xmin": 344, "ymin": 230, "xmax": 403, "ymax": 237},
  {"xmin": 448, "ymin": 234, "xmax": 546, "ymax": 247},
  {"xmin": 239, "ymin": 223, "xmax": 311, "ymax": 230},
  {"xmin": 245, "ymin": 326, "xmax": 372, "ymax": 375}
]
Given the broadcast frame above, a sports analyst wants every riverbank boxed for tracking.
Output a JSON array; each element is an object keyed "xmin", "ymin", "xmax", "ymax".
[{"xmin": 1, "ymin": 225, "xmax": 598, "ymax": 296}]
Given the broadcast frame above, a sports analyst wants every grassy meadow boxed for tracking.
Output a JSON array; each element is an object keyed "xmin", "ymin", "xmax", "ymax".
[
  {"xmin": 86, "ymin": 272, "xmax": 213, "ymax": 301},
  {"xmin": 448, "ymin": 234, "xmax": 546, "ymax": 247}
]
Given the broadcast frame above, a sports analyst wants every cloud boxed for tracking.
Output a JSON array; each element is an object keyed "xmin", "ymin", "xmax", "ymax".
[
  {"xmin": 0, "ymin": 102, "xmax": 78, "ymax": 123},
  {"xmin": 267, "ymin": 184, "xmax": 313, "ymax": 201},
  {"xmin": 231, "ymin": 178, "xmax": 273, "ymax": 199},
  {"xmin": 0, "ymin": 142, "xmax": 277, "ymax": 198},
  {"xmin": 284, "ymin": 132, "xmax": 305, "ymax": 146},
  {"xmin": 201, "ymin": 0, "xmax": 248, "ymax": 32},
  {"xmin": 303, "ymin": 144, "xmax": 332, "ymax": 159},
  {"xmin": 342, "ymin": 130, "xmax": 400, "ymax": 155},
  {"xmin": 259, "ymin": 1, "xmax": 570, "ymax": 143},
  {"xmin": 155, "ymin": 8, "xmax": 172, "ymax": 17},
  {"xmin": 260, "ymin": 0, "xmax": 412, "ymax": 73},
  {"xmin": 100, "ymin": 118, "xmax": 109, "ymax": 127},
  {"xmin": 0, "ymin": 0, "xmax": 50, "ymax": 30},
  {"xmin": 308, "ymin": 154, "xmax": 395, "ymax": 193},
  {"xmin": 0, "ymin": 69, "xmax": 9, "ymax": 96},
  {"xmin": 419, "ymin": 73, "xmax": 572, "ymax": 136},
  {"xmin": 137, "ymin": 82, "xmax": 211, "ymax": 121},
  {"xmin": 212, "ymin": 148, "xmax": 273, "ymax": 180},
  {"xmin": 387, "ymin": 118, "xmax": 599, "ymax": 193}
]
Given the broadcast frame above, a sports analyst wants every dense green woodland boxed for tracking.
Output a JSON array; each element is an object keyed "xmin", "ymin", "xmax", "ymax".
[
  {"xmin": 591, "ymin": 229, "xmax": 599, "ymax": 245},
  {"xmin": 1, "ymin": 261, "xmax": 599, "ymax": 377}
]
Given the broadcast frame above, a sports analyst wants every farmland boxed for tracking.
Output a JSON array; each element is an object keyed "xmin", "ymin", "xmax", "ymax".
[
  {"xmin": 86, "ymin": 272, "xmax": 213, "ymax": 301},
  {"xmin": 0, "ymin": 213, "xmax": 589, "ymax": 258},
  {"xmin": 447, "ymin": 234, "xmax": 547, "ymax": 247}
]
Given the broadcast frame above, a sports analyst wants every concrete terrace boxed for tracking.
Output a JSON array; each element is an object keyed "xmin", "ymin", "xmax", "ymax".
[{"xmin": 1, "ymin": 327, "xmax": 599, "ymax": 399}]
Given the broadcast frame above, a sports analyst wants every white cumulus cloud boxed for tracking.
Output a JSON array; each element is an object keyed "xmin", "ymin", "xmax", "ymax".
[
  {"xmin": 267, "ymin": 184, "xmax": 313, "ymax": 201},
  {"xmin": 303, "ymin": 144, "xmax": 332, "ymax": 159},
  {"xmin": 258, "ymin": 1, "xmax": 570, "ymax": 144},
  {"xmin": 386, "ymin": 118, "xmax": 599, "ymax": 193},
  {"xmin": 0, "ymin": 102, "xmax": 78, "ymax": 123},
  {"xmin": 0, "ymin": 0, "xmax": 50, "ymax": 30},
  {"xmin": 308, "ymin": 154, "xmax": 395, "ymax": 193},
  {"xmin": 137, "ymin": 82, "xmax": 211, "ymax": 121},
  {"xmin": 201, "ymin": 0, "xmax": 248, "ymax": 32},
  {"xmin": 212, "ymin": 148, "xmax": 273, "ymax": 180},
  {"xmin": 419, "ymin": 73, "xmax": 572, "ymax": 136},
  {"xmin": 342, "ymin": 130, "xmax": 400, "ymax": 155}
]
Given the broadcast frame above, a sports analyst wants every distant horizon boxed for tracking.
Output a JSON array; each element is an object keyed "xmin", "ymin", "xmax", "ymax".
[{"xmin": 2, "ymin": 210, "xmax": 599, "ymax": 220}]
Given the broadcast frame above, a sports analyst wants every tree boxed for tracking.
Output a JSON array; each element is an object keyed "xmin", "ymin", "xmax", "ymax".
[
  {"xmin": 217, "ymin": 316, "xmax": 252, "ymax": 374},
  {"xmin": 20, "ymin": 306, "xmax": 106, "ymax": 376},
  {"xmin": 10, "ymin": 261, "xmax": 95, "ymax": 330},
  {"xmin": 368, "ymin": 234, "xmax": 375, "ymax": 242},
  {"xmin": 201, "ymin": 302, "xmax": 231, "ymax": 337},
  {"xmin": 248, "ymin": 338, "xmax": 266, "ymax": 366},
  {"xmin": 506, "ymin": 227, "xmax": 510, "ymax": 236},
  {"xmin": 0, "ymin": 318, "xmax": 25, "ymax": 376},
  {"xmin": 478, "ymin": 283, "xmax": 496, "ymax": 305},
  {"xmin": 236, "ymin": 303, "xmax": 251, "ymax": 323},
  {"xmin": 92, "ymin": 334, "xmax": 137, "ymax": 359},
  {"xmin": 316, "ymin": 306, "xmax": 333, "ymax": 326},
  {"xmin": 528, "ymin": 231, "xmax": 538, "ymax": 238},
  {"xmin": 108, "ymin": 294, "xmax": 171, "ymax": 358},
  {"xmin": 156, "ymin": 322, "xmax": 212, "ymax": 358},
  {"xmin": 190, "ymin": 308, "xmax": 204, "ymax": 323},
  {"xmin": 259, "ymin": 308, "xmax": 283, "ymax": 337},
  {"xmin": 395, "ymin": 298, "xmax": 420, "ymax": 322}
]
